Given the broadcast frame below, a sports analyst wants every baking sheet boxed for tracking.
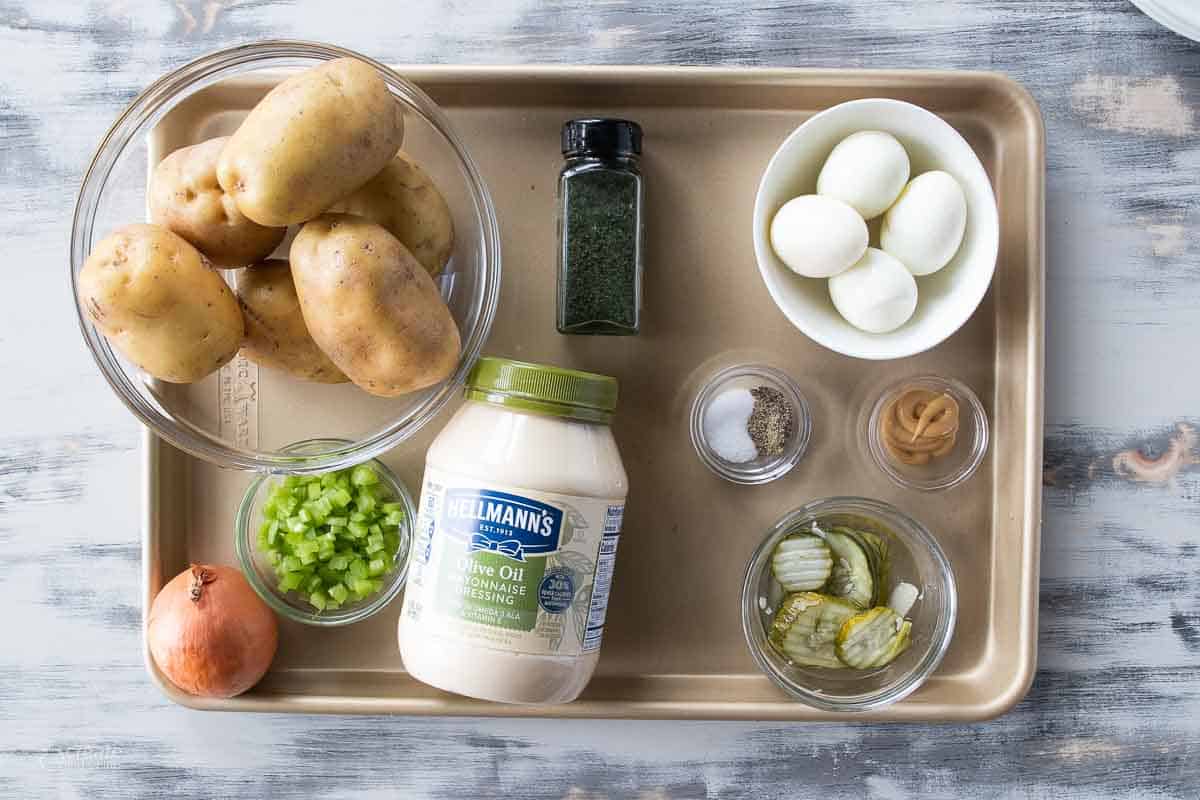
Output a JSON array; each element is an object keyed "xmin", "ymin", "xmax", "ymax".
[{"xmin": 142, "ymin": 66, "xmax": 1044, "ymax": 720}]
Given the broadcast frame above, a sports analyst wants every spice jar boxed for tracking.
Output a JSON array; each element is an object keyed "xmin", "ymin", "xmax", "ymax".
[{"xmin": 557, "ymin": 118, "xmax": 644, "ymax": 335}]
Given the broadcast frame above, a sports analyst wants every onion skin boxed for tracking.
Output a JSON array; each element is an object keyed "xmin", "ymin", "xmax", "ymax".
[{"xmin": 148, "ymin": 564, "xmax": 278, "ymax": 698}]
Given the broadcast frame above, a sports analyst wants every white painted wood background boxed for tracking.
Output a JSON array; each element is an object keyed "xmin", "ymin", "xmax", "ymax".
[{"xmin": 4, "ymin": 0, "xmax": 1199, "ymax": 796}]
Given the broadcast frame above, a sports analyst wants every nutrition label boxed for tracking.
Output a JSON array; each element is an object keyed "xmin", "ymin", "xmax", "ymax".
[{"xmin": 583, "ymin": 505, "xmax": 623, "ymax": 652}]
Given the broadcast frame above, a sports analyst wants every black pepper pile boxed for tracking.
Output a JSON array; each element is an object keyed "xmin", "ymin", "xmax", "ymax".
[{"xmin": 748, "ymin": 386, "xmax": 794, "ymax": 456}]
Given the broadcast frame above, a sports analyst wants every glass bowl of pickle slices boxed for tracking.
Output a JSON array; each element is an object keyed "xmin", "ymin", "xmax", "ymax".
[{"xmin": 741, "ymin": 497, "xmax": 957, "ymax": 712}]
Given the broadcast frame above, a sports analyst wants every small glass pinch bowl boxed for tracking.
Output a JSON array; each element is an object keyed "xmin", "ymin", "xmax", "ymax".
[
  {"xmin": 741, "ymin": 497, "xmax": 957, "ymax": 712},
  {"xmin": 235, "ymin": 439, "xmax": 415, "ymax": 627},
  {"xmin": 689, "ymin": 363, "xmax": 812, "ymax": 485}
]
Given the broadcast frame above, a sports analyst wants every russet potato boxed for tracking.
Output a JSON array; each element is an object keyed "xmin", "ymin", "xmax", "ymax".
[
  {"xmin": 78, "ymin": 224, "xmax": 243, "ymax": 383},
  {"xmin": 217, "ymin": 58, "xmax": 404, "ymax": 226},
  {"xmin": 234, "ymin": 260, "xmax": 348, "ymax": 384},
  {"xmin": 289, "ymin": 214, "xmax": 460, "ymax": 397},
  {"xmin": 148, "ymin": 137, "xmax": 285, "ymax": 267},
  {"xmin": 329, "ymin": 150, "xmax": 454, "ymax": 276}
]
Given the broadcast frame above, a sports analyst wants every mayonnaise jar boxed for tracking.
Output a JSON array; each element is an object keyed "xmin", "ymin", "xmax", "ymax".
[{"xmin": 398, "ymin": 357, "xmax": 628, "ymax": 704}]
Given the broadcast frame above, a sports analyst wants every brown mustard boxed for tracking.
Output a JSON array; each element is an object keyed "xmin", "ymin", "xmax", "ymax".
[{"xmin": 881, "ymin": 388, "xmax": 960, "ymax": 465}]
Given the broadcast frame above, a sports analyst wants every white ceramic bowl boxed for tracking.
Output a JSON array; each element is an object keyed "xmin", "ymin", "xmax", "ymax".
[{"xmin": 752, "ymin": 99, "xmax": 999, "ymax": 360}]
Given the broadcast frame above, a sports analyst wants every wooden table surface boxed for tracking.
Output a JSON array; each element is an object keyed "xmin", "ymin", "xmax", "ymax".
[{"xmin": 5, "ymin": 1, "xmax": 1199, "ymax": 797}]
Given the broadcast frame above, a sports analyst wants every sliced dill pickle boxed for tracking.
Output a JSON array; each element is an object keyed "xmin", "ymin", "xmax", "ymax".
[
  {"xmin": 771, "ymin": 534, "xmax": 834, "ymax": 591},
  {"xmin": 835, "ymin": 606, "xmax": 912, "ymax": 669},
  {"xmin": 768, "ymin": 592, "xmax": 859, "ymax": 669},
  {"xmin": 822, "ymin": 529, "xmax": 875, "ymax": 608},
  {"xmin": 832, "ymin": 526, "xmax": 891, "ymax": 605}
]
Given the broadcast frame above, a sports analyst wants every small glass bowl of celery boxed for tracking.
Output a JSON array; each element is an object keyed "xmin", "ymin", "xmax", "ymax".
[{"xmin": 235, "ymin": 438, "xmax": 415, "ymax": 626}]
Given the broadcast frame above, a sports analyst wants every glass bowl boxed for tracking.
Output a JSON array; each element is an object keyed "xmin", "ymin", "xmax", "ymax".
[
  {"xmin": 689, "ymin": 363, "xmax": 811, "ymax": 485},
  {"xmin": 741, "ymin": 497, "xmax": 957, "ymax": 712},
  {"xmin": 866, "ymin": 375, "xmax": 989, "ymax": 492},
  {"xmin": 69, "ymin": 40, "xmax": 501, "ymax": 473},
  {"xmin": 235, "ymin": 438, "xmax": 415, "ymax": 626}
]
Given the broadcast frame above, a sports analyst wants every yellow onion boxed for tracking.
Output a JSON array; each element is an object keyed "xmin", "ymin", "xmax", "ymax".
[{"xmin": 148, "ymin": 564, "xmax": 278, "ymax": 698}]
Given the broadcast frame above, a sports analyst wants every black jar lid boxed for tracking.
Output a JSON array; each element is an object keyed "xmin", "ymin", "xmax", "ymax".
[{"xmin": 562, "ymin": 118, "xmax": 642, "ymax": 158}]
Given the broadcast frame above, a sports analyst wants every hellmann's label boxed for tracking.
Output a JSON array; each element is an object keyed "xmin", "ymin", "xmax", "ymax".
[{"xmin": 405, "ymin": 467, "xmax": 624, "ymax": 657}]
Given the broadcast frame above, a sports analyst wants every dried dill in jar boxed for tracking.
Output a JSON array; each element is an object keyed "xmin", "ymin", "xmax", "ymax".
[{"xmin": 557, "ymin": 119, "xmax": 644, "ymax": 335}]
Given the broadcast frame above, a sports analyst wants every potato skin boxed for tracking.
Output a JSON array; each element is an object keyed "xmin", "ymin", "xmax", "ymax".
[
  {"xmin": 148, "ymin": 137, "xmax": 286, "ymax": 267},
  {"xmin": 78, "ymin": 224, "xmax": 244, "ymax": 383},
  {"xmin": 329, "ymin": 150, "xmax": 454, "ymax": 276},
  {"xmin": 217, "ymin": 58, "xmax": 404, "ymax": 226},
  {"xmin": 289, "ymin": 214, "xmax": 460, "ymax": 396},
  {"xmin": 234, "ymin": 260, "xmax": 348, "ymax": 384}
]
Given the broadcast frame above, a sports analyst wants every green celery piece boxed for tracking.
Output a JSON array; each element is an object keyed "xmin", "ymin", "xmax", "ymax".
[
  {"xmin": 348, "ymin": 521, "xmax": 368, "ymax": 538},
  {"xmin": 366, "ymin": 534, "xmax": 385, "ymax": 555},
  {"xmin": 349, "ymin": 558, "xmax": 368, "ymax": 580},
  {"xmin": 297, "ymin": 507, "xmax": 313, "ymax": 524},
  {"xmin": 357, "ymin": 492, "xmax": 377, "ymax": 514},
  {"xmin": 351, "ymin": 465, "xmax": 379, "ymax": 486},
  {"xmin": 281, "ymin": 496, "xmax": 299, "ymax": 515},
  {"xmin": 349, "ymin": 511, "xmax": 367, "ymax": 523},
  {"xmin": 281, "ymin": 555, "xmax": 303, "ymax": 573},
  {"xmin": 328, "ymin": 487, "xmax": 353, "ymax": 509},
  {"xmin": 350, "ymin": 576, "xmax": 374, "ymax": 595},
  {"xmin": 320, "ymin": 472, "xmax": 339, "ymax": 488},
  {"xmin": 258, "ymin": 520, "xmax": 272, "ymax": 537},
  {"xmin": 326, "ymin": 516, "xmax": 348, "ymax": 528},
  {"xmin": 381, "ymin": 502, "xmax": 403, "ymax": 514},
  {"xmin": 286, "ymin": 517, "xmax": 308, "ymax": 534},
  {"xmin": 383, "ymin": 532, "xmax": 400, "ymax": 554},
  {"xmin": 368, "ymin": 523, "xmax": 383, "ymax": 537},
  {"xmin": 329, "ymin": 554, "xmax": 350, "ymax": 571},
  {"xmin": 329, "ymin": 583, "xmax": 350, "ymax": 604},
  {"xmin": 284, "ymin": 531, "xmax": 304, "ymax": 547},
  {"xmin": 368, "ymin": 558, "xmax": 386, "ymax": 577},
  {"xmin": 318, "ymin": 547, "xmax": 335, "ymax": 562},
  {"xmin": 306, "ymin": 482, "xmax": 321, "ymax": 501},
  {"xmin": 283, "ymin": 475, "xmax": 301, "ymax": 490},
  {"xmin": 383, "ymin": 510, "xmax": 405, "ymax": 527},
  {"xmin": 318, "ymin": 566, "xmax": 341, "ymax": 585},
  {"xmin": 299, "ymin": 550, "xmax": 317, "ymax": 566},
  {"xmin": 280, "ymin": 571, "xmax": 303, "ymax": 591},
  {"xmin": 310, "ymin": 590, "xmax": 328, "ymax": 611},
  {"xmin": 305, "ymin": 574, "xmax": 323, "ymax": 593},
  {"xmin": 267, "ymin": 550, "xmax": 282, "ymax": 566}
]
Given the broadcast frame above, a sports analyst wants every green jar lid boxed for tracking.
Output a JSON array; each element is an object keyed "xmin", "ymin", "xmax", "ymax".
[{"xmin": 466, "ymin": 357, "xmax": 618, "ymax": 423}]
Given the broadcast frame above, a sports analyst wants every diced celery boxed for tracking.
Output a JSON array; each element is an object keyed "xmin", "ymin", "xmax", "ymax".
[
  {"xmin": 280, "ymin": 571, "xmax": 304, "ymax": 591},
  {"xmin": 326, "ymin": 516, "xmax": 348, "ymax": 528},
  {"xmin": 347, "ymin": 521, "xmax": 368, "ymax": 538},
  {"xmin": 298, "ymin": 507, "xmax": 313, "ymax": 524},
  {"xmin": 357, "ymin": 492, "xmax": 377, "ymax": 514},
  {"xmin": 383, "ymin": 510, "xmax": 405, "ymax": 527},
  {"xmin": 329, "ymin": 583, "xmax": 350, "ymax": 604},
  {"xmin": 350, "ymin": 577, "xmax": 374, "ymax": 595},
  {"xmin": 366, "ymin": 533, "xmax": 384, "ymax": 554},
  {"xmin": 368, "ymin": 558, "xmax": 386, "ymax": 577},
  {"xmin": 381, "ymin": 502, "xmax": 403, "ymax": 514},
  {"xmin": 281, "ymin": 555, "xmax": 303, "ymax": 573},
  {"xmin": 318, "ymin": 566, "xmax": 341, "ymax": 585},
  {"xmin": 349, "ymin": 558, "xmax": 368, "ymax": 580},
  {"xmin": 287, "ymin": 517, "xmax": 308, "ymax": 534},
  {"xmin": 329, "ymin": 554, "xmax": 350, "ymax": 571},
  {"xmin": 309, "ymin": 591, "xmax": 328, "ymax": 611},
  {"xmin": 305, "ymin": 574, "xmax": 323, "ymax": 593},
  {"xmin": 351, "ymin": 465, "xmax": 378, "ymax": 486},
  {"xmin": 283, "ymin": 475, "xmax": 301, "ymax": 490},
  {"xmin": 349, "ymin": 511, "xmax": 367, "ymax": 523}
]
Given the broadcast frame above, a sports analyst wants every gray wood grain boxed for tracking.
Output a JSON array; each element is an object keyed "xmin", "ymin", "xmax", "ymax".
[{"xmin": 3, "ymin": 0, "xmax": 1199, "ymax": 797}]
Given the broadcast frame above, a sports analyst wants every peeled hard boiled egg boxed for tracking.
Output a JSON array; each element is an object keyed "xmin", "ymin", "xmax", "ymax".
[
  {"xmin": 769, "ymin": 195, "xmax": 868, "ymax": 279},
  {"xmin": 880, "ymin": 170, "xmax": 967, "ymax": 276},
  {"xmin": 828, "ymin": 248, "xmax": 918, "ymax": 334},
  {"xmin": 816, "ymin": 131, "xmax": 911, "ymax": 219}
]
